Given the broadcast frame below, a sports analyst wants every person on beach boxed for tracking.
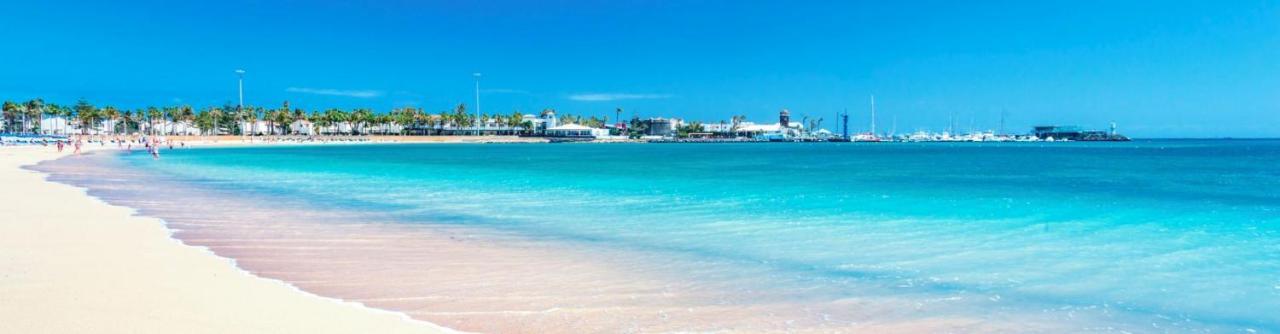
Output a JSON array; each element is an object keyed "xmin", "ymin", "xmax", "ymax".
[
  {"xmin": 73, "ymin": 137, "xmax": 82, "ymax": 155},
  {"xmin": 147, "ymin": 136, "xmax": 160, "ymax": 159},
  {"xmin": 56, "ymin": 140, "xmax": 64, "ymax": 152}
]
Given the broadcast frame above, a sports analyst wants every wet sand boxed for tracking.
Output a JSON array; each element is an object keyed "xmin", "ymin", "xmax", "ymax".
[{"xmin": 0, "ymin": 146, "xmax": 451, "ymax": 334}]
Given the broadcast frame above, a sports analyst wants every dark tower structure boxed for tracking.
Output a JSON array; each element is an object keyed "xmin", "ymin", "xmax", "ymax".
[
  {"xmin": 841, "ymin": 110, "xmax": 849, "ymax": 139},
  {"xmin": 779, "ymin": 109, "xmax": 791, "ymax": 128}
]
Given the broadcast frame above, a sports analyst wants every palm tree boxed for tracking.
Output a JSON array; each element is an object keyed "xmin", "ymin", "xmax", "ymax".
[
  {"xmin": 372, "ymin": 114, "xmax": 389, "ymax": 135},
  {"xmin": 730, "ymin": 115, "xmax": 746, "ymax": 138},
  {"xmin": 392, "ymin": 108, "xmax": 413, "ymax": 135},
  {"xmin": 265, "ymin": 101, "xmax": 286, "ymax": 136},
  {"xmin": 2, "ymin": 101, "xmax": 17, "ymax": 133},
  {"xmin": 24, "ymin": 99, "xmax": 44, "ymax": 134},
  {"xmin": 8, "ymin": 103, "xmax": 27, "ymax": 134},
  {"xmin": 146, "ymin": 107, "xmax": 162, "ymax": 135},
  {"xmin": 38, "ymin": 103, "xmax": 55, "ymax": 135},
  {"xmin": 195, "ymin": 109, "xmax": 212, "ymax": 134},
  {"xmin": 436, "ymin": 111, "xmax": 451, "ymax": 134},
  {"xmin": 39, "ymin": 103, "xmax": 58, "ymax": 135},
  {"xmin": 179, "ymin": 105, "xmax": 195, "ymax": 135},
  {"xmin": 273, "ymin": 108, "xmax": 292, "ymax": 135},
  {"xmin": 508, "ymin": 111, "xmax": 524, "ymax": 135},
  {"xmin": 350, "ymin": 108, "xmax": 373, "ymax": 135},
  {"xmin": 323, "ymin": 108, "xmax": 348, "ymax": 135},
  {"xmin": 159, "ymin": 106, "xmax": 174, "ymax": 135},
  {"xmin": 519, "ymin": 120, "xmax": 533, "ymax": 135},
  {"xmin": 264, "ymin": 109, "xmax": 276, "ymax": 136},
  {"xmin": 291, "ymin": 108, "xmax": 305, "ymax": 135},
  {"xmin": 61, "ymin": 105, "xmax": 77, "ymax": 135},
  {"xmin": 309, "ymin": 111, "xmax": 327, "ymax": 135},
  {"xmin": 255, "ymin": 107, "xmax": 267, "ymax": 136},
  {"xmin": 76, "ymin": 108, "xmax": 99, "ymax": 135},
  {"xmin": 237, "ymin": 107, "xmax": 256, "ymax": 136},
  {"xmin": 209, "ymin": 107, "xmax": 223, "ymax": 136},
  {"xmin": 101, "ymin": 106, "xmax": 119, "ymax": 135},
  {"xmin": 74, "ymin": 100, "xmax": 97, "ymax": 135},
  {"xmin": 121, "ymin": 110, "xmax": 136, "ymax": 135},
  {"xmin": 452, "ymin": 104, "xmax": 469, "ymax": 135}
]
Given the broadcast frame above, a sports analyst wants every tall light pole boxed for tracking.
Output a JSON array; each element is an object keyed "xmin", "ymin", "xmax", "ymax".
[
  {"xmin": 235, "ymin": 69, "xmax": 246, "ymax": 139},
  {"xmin": 473, "ymin": 72, "xmax": 482, "ymax": 136},
  {"xmin": 236, "ymin": 69, "xmax": 246, "ymax": 110}
]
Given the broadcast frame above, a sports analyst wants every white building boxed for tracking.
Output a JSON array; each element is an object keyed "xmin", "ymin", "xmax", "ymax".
[
  {"xmin": 545, "ymin": 124, "xmax": 609, "ymax": 138},
  {"xmin": 238, "ymin": 120, "xmax": 272, "ymax": 135},
  {"xmin": 139, "ymin": 120, "xmax": 200, "ymax": 135},
  {"xmin": 40, "ymin": 116, "xmax": 74, "ymax": 135},
  {"xmin": 289, "ymin": 120, "xmax": 315, "ymax": 135}
]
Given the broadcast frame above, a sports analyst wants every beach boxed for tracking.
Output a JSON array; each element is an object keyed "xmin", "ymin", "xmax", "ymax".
[
  {"xmin": 4, "ymin": 139, "xmax": 1278, "ymax": 333},
  {"xmin": 0, "ymin": 145, "xmax": 452, "ymax": 334}
]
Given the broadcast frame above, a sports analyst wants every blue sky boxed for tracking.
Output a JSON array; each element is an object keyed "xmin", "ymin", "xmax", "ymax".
[{"xmin": 2, "ymin": 0, "xmax": 1277, "ymax": 137}]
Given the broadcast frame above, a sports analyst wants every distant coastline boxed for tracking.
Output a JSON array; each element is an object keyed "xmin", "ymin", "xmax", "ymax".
[{"xmin": 6, "ymin": 97, "xmax": 1134, "ymax": 144}]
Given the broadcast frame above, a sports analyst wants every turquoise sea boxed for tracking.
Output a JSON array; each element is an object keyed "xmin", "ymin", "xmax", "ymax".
[{"xmin": 59, "ymin": 140, "xmax": 1280, "ymax": 332}]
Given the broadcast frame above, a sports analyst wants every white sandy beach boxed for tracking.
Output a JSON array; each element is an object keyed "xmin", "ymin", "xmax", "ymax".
[{"xmin": 0, "ymin": 145, "xmax": 452, "ymax": 334}]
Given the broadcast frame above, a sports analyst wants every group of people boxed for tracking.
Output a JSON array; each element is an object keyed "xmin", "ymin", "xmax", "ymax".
[{"xmin": 48, "ymin": 135, "xmax": 185, "ymax": 159}]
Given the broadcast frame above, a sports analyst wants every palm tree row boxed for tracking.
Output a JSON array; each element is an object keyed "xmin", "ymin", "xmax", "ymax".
[
  {"xmin": 4, "ymin": 98, "xmax": 617, "ymax": 137},
  {"xmin": 2, "ymin": 99, "xmax": 47, "ymax": 134}
]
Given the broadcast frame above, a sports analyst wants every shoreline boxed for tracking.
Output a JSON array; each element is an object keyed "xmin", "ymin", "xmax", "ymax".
[
  {"xmin": 7, "ymin": 140, "xmax": 1263, "ymax": 332},
  {"xmin": 0, "ymin": 145, "xmax": 457, "ymax": 334}
]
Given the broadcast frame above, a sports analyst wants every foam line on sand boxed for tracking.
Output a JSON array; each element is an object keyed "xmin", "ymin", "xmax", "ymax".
[{"xmin": 0, "ymin": 146, "xmax": 457, "ymax": 334}]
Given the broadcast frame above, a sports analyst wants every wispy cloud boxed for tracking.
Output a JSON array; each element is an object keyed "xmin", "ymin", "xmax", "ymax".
[
  {"xmin": 568, "ymin": 93, "xmax": 672, "ymax": 102},
  {"xmin": 286, "ymin": 87, "xmax": 383, "ymax": 98}
]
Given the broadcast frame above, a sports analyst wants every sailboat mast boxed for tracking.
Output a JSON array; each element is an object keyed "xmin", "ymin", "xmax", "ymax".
[
  {"xmin": 1000, "ymin": 109, "xmax": 1006, "ymax": 135},
  {"xmin": 870, "ymin": 95, "xmax": 877, "ymax": 137},
  {"xmin": 948, "ymin": 111, "xmax": 955, "ymax": 135}
]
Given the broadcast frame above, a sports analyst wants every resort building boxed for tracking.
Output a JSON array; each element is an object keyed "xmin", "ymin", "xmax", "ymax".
[
  {"xmin": 39, "ymin": 116, "xmax": 74, "ymax": 135},
  {"xmin": 701, "ymin": 121, "xmax": 804, "ymax": 139},
  {"xmin": 238, "ymin": 120, "xmax": 273, "ymax": 135},
  {"xmin": 288, "ymin": 120, "xmax": 315, "ymax": 136},
  {"xmin": 141, "ymin": 120, "xmax": 201, "ymax": 136},
  {"xmin": 544, "ymin": 124, "xmax": 609, "ymax": 138},
  {"xmin": 535, "ymin": 110, "xmax": 559, "ymax": 133}
]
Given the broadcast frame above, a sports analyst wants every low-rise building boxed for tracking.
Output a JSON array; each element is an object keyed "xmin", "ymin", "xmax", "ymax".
[
  {"xmin": 545, "ymin": 124, "xmax": 609, "ymax": 138},
  {"xmin": 639, "ymin": 117, "xmax": 682, "ymax": 137}
]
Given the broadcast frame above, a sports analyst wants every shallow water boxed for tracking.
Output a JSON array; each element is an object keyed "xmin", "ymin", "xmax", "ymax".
[{"xmin": 35, "ymin": 140, "xmax": 1280, "ymax": 333}]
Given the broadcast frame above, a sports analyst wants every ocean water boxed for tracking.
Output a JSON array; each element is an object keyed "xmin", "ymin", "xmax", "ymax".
[{"xmin": 40, "ymin": 140, "xmax": 1280, "ymax": 332}]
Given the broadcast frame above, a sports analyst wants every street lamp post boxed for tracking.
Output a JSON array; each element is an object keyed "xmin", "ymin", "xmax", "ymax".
[
  {"xmin": 235, "ymin": 69, "xmax": 245, "ymax": 139},
  {"xmin": 473, "ymin": 72, "xmax": 482, "ymax": 136},
  {"xmin": 236, "ymin": 69, "xmax": 246, "ymax": 110}
]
